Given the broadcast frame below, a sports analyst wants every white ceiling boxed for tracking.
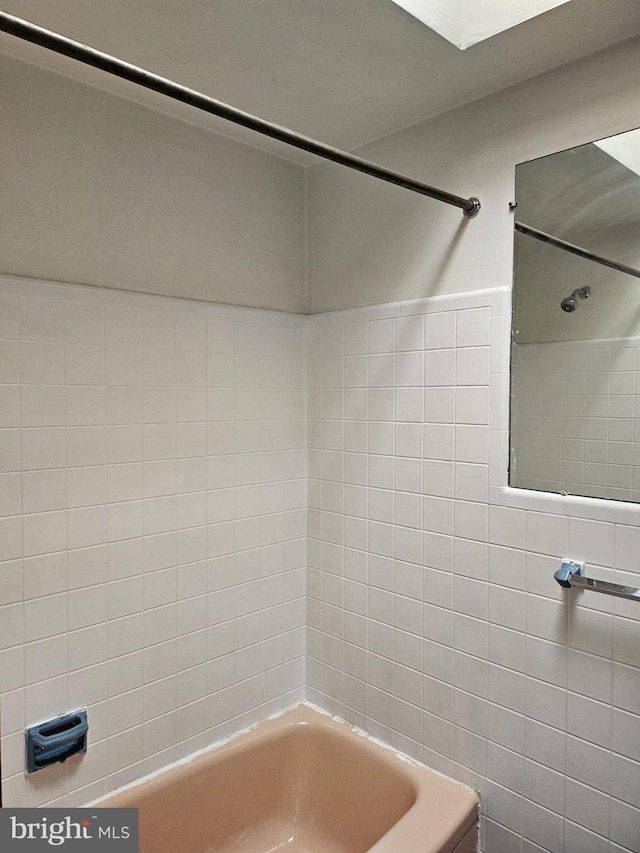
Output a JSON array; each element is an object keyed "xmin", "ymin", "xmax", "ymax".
[{"xmin": 2, "ymin": 0, "xmax": 640, "ymax": 164}]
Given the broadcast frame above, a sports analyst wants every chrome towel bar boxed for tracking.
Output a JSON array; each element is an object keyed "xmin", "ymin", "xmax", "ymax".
[{"xmin": 554, "ymin": 560, "xmax": 640, "ymax": 602}]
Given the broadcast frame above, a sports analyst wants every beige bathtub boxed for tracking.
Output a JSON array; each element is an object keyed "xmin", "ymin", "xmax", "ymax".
[{"xmin": 99, "ymin": 705, "xmax": 478, "ymax": 852}]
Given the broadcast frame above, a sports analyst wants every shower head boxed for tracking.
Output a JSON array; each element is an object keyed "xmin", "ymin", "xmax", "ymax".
[{"xmin": 561, "ymin": 287, "xmax": 591, "ymax": 313}]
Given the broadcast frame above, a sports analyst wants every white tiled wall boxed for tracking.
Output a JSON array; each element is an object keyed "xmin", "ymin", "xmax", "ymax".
[
  {"xmin": 3, "ymin": 276, "xmax": 639, "ymax": 853},
  {"xmin": 306, "ymin": 288, "xmax": 640, "ymax": 853},
  {"xmin": 512, "ymin": 338, "xmax": 640, "ymax": 502},
  {"xmin": 0, "ymin": 275, "xmax": 306, "ymax": 807}
]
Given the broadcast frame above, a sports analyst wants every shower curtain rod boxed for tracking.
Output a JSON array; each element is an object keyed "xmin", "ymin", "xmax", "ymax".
[
  {"xmin": 515, "ymin": 221, "xmax": 640, "ymax": 280},
  {"xmin": 0, "ymin": 11, "xmax": 481, "ymax": 218}
]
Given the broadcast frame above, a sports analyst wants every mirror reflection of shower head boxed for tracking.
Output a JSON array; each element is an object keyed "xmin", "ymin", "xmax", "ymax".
[{"xmin": 561, "ymin": 286, "xmax": 591, "ymax": 313}]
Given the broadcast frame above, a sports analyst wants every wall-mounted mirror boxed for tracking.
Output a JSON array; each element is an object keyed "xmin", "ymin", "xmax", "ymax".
[{"xmin": 510, "ymin": 127, "xmax": 640, "ymax": 502}]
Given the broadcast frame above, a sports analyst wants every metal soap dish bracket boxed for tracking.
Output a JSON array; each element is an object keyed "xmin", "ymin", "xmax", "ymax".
[{"xmin": 554, "ymin": 560, "xmax": 640, "ymax": 602}]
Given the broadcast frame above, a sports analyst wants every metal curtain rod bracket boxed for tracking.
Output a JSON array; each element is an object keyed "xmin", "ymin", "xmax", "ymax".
[
  {"xmin": 0, "ymin": 11, "xmax": 481, "ymax": 218},
  {"xmin": 515, "ymin": 222, "xmax": 640, "ymax": 279},
  {"xmin": 554, "ymin": 560, "xmax": 640, "ymax": 602}
]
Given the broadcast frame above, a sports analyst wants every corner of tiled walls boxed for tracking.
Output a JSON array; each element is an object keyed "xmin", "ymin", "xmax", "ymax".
[
  {"xmin": 305, "ymin": 287, "xmax": 640, "ymax": 853},
  {"xmin": 0, "ymin": 275, "xmax": 307, "ymax": 807},
  {"xmin": 2, "ymin": 275, "xmax": 639, "ymax": 853}
]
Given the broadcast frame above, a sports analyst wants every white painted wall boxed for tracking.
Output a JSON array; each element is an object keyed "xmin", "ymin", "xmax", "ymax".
[
  {"xmin": 307, "ymin": 37, "xmax": 640, "ymax": 313},
  {"xmin": 0, "ymin": 55, "xmax": 307, "ymax": 313}
]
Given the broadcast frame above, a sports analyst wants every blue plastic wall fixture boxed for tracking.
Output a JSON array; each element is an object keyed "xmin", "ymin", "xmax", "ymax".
[
  {"xmin": 25, "ymin": 709, "xmax": 88, "ymax": 773},
  {"xmin": 553, "ymin": 559, "xmax": 584, "ymax": 587}
]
